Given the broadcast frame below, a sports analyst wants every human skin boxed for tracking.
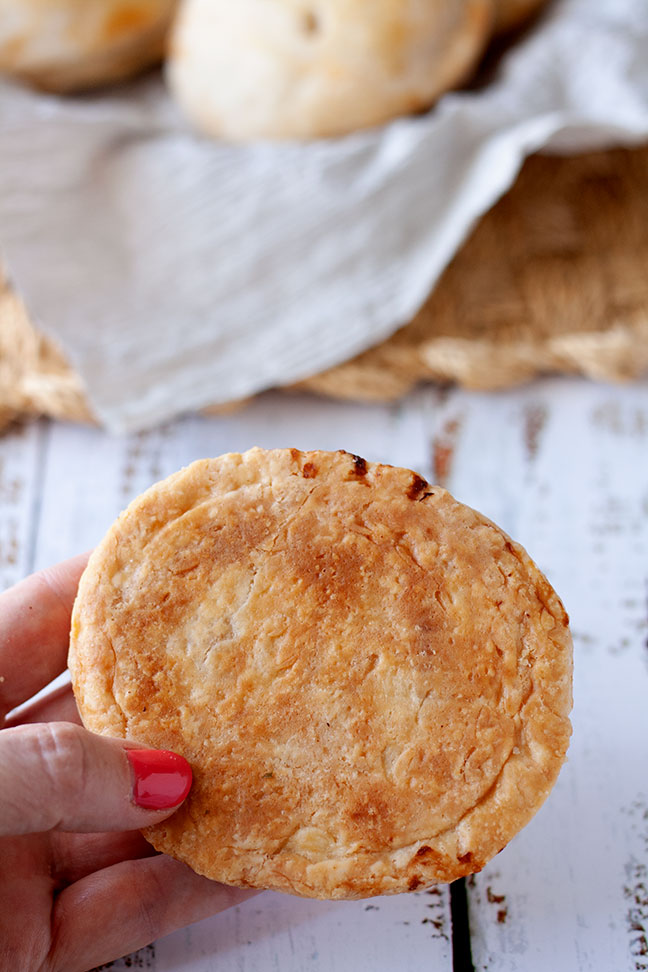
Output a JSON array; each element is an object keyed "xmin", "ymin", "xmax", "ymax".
[{"xmin": 0, "ymin": 554, "xmax": 256, "ymax": 972}]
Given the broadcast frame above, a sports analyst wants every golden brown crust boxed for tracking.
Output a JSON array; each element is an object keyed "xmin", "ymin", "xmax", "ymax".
[
  {"xmin": 0, "ymin": 0, "xmax": 176, "ymax": 93},
  {"xmin": 69, "ymin": 448, "xmax": 572, "ymax": 899}
]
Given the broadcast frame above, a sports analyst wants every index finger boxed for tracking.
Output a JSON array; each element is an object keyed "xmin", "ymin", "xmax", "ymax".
[{"xmin": 0, "ymin": 554, "xmax": 90, "ymax": 721}]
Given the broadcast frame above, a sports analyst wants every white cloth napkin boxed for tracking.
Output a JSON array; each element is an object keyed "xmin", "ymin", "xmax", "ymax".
[{"xmin": 1, "ymin": 0, "xmax": 647, "ymax": 433}]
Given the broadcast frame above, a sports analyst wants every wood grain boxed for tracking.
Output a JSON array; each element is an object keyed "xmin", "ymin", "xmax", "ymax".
[
  {"xmin": 1, "ymin": 378, "xmax": 646, "ymax": 970},
  {"xmin": 426, "ymin": 381, "xmax": 648, "ymax": 972},
  {"xmin": 0, "ymin": 420, "xmax": 44, "ymax": 590}
]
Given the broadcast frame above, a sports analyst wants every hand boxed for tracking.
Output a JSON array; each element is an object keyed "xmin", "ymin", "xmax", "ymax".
[{"xmin": 0, "ymin": 555, "xmax": 256, "ymax": 972}]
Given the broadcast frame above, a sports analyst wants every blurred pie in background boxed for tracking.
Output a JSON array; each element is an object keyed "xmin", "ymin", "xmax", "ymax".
[
  {"xmin": 0, "ymin": 0, "xmax": 177, "ymax": 91},
  {"xmin": 0, "ymin": 0, "xmax": 552, "ymax": 131},
  {"xmin": 167, "ymin": 0, "xmax": 494, "ymax": 139}
]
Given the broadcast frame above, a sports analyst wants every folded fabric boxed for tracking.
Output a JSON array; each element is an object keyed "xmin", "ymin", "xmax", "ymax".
[{"xmin": 0, "ymin": 0, "xmax": 646, "ymax": 433}]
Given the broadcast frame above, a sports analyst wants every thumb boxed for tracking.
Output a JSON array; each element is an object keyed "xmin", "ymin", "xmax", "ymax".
[{"xmin": 0, "ymin": 722, "xmax": 192, "ymax": 836}]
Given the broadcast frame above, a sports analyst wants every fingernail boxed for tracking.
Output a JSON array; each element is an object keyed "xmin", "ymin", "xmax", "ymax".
[{"xmin": 126, "ymin": 749, "xmax": 192, "ymax": 810}]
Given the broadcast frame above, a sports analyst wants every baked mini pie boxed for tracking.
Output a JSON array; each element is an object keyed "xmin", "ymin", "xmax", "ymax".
[
  {"xmin": 167, "ymin": 0, "xmax": 494, "ymax": 139},
  {"xmin": 70, "ymin": 448, "xmax": 572, "ymax": 898},
  {"xmin": 0, "ymin": 0, "xmax": 177, "ymax": 92}
]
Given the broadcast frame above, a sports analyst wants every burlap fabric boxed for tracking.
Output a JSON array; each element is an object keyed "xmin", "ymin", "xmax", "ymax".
[{"xmin": 2, "ymin": 144, "xmax": 647, "ymax": 430}]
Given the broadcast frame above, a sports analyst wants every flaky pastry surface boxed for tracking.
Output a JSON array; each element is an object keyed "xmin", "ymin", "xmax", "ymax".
[{"xmin": 70, "ymin": 448, "xmax": 572, "ymax": 898}]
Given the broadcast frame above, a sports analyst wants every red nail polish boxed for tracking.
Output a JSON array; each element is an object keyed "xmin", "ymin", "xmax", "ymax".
[{"xmin": 126, "ymin": 749, "xmax": 192, "ymax": 810}]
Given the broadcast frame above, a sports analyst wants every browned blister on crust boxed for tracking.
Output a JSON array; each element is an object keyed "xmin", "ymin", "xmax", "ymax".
[{"xmin": 69, "ymin": 448, "xmax": 572, "ymax": 899}]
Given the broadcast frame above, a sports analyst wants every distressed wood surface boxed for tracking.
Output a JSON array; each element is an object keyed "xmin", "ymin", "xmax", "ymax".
[
  {"xmin": 1, "ymin": 377, "xmax": 646, "ymax": 970},
  {"xmin": 427, "ymin": 383, "xmax": 648, "ymax": 972},
  {"xmin": 0, "ymin": 419, "xmax": 45, "ymax": 591}
]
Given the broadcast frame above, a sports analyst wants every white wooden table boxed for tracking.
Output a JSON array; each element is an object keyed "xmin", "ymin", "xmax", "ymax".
[{"xmin": 2, "ymin": 377, "xmax": 647, "ymax": 972}]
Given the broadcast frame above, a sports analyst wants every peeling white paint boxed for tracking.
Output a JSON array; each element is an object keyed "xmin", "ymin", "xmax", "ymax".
[{"xmin": 2, "ymin": 376, "xmax": 646, "ymax": 971}]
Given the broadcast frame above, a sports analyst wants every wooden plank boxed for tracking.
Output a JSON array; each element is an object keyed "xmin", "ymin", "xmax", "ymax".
[
  {"xmin": 0, "ymin": 419, "xmax": 46, "ymax": 589},
  {"xmin": 26, "ymin": 379, "xmax": 648, "ymax": 970},
  {"xmin": 32, "ymin": 420, "xmax": 176, "ymax": 568},
  {"xmin": 33, "ymin": 393, "xmax": 430, "ymax": 568},
  {"xmin": 135, "ymin": 888, "xmax": 451, "ymax": 972},
  {"xmin": 440, "ymin": 380, "xmax": 648, "ymax": 972}
]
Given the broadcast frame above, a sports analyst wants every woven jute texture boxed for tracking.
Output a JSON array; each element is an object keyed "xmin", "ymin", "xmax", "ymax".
[{"xmin": 2, "ymin": 143, "xmax": 647, "ymax": 430}]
